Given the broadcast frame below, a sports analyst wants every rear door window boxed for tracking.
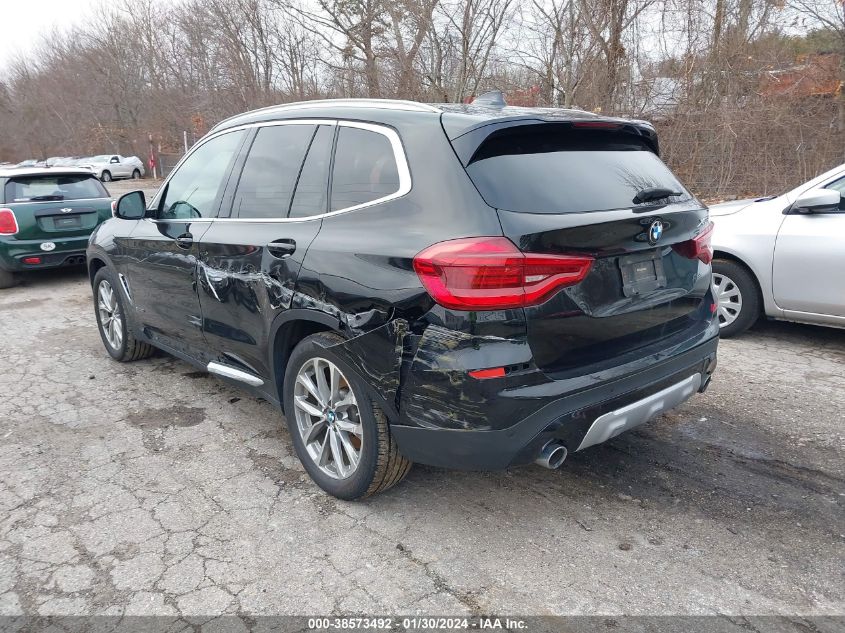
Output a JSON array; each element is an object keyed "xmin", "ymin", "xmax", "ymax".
[
  {"xmin": 5, "ymin": 175, "xmax": 108, "ymax": 202},
  {"xmin": 289, "ymin": 125, "xmax": 334, "ymax": 218},
  {"xmin": 464, "ymin": 124, "xmax": 691, "ymax": 214},
  {"xmin": 330, "ymin": 126, "xmax": 400, "ymax": 212},
  {"xmin": 233, "ymin": 124, "xmax": 316, "ymax": 219}
]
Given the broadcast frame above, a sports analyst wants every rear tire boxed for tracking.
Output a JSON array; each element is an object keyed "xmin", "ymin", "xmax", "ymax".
[
  {"xmin": 101, "ymin": 170, "xmax": 112, "ymax": 182},
  {"xmin": 0, "ymin": 268, "xmax": 19, "ymax": 289},
  {"xmin": 283, "ymin": 331, "xmax": 412, "ymax": 500},
  {"xmin": 712, "ymin": 258, "xmax": 761, "ymax": 338},
  {"xmin": 93, "ymin": 267, "xmax": 154, "ymax": 361}
]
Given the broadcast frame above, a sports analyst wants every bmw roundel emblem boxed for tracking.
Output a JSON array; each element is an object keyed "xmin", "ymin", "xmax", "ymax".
[{"xmin": 648, "ymin": 220, "xmax": 664, "ymax": 245}]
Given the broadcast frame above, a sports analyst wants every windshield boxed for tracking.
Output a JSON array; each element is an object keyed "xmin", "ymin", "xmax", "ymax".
[
  {"xmin": 465, "ymin": 125, "xmax": 693, "ymax": 214},
  {"xmin": 5, "ymin": 175, "xmax": 109, "ymax": 202}
]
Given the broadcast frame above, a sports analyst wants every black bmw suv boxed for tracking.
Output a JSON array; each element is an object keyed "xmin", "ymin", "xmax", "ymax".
[{"xmin": 87, "ymin": 96, "xmax": 718, "ymax": 500}]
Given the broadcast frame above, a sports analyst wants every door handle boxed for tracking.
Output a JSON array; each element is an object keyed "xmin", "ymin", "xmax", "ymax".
[
  {"xmin": 175, "ymin": 233, "xmax": 193, "ymax": 249},
  {"xmin": 267, "ymin": 239, "xmax": 296, "ymax": 258}
]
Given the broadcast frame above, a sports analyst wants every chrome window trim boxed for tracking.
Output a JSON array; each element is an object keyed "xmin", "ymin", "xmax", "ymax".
[
  {"xmin": 149, "ymin": 118, "xmax": 412, "ymax": 224},
  {"xmin": 822, "ymin": 171, "xmax": 845, "ymax": 190}
]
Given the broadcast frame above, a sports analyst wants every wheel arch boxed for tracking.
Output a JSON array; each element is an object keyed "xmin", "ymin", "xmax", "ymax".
[
  {"xmin": 268, "ymin": 311, "xmax": 408, "ymax": 423},
  {"xmin": 712, "ymin": 249, "xmax": 764, "ymax": 302},
  {"xmin": 88, "ymin": 256, "xmax": 108, "ymax": 287},
  {"xmin": 270, "ymin": 310, "xmax": 341, "ymax": 411}
]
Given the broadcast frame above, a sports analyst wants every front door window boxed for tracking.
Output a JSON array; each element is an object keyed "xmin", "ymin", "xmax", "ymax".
[{"xmin": 158, "ymin": 131, "xmax": 246, "ymax": 220}]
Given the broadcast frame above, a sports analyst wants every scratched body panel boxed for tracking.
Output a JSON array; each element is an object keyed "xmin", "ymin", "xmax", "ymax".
[
  {"xmin": 399, "ymin": 324, "xmax": 536, "ymax": 431},
  {"xmin": 313, "ymin": 320, "xmax": 409, "ymax": 420},
  {"xmin": 198, "ymin": 219, "xmax": 322, "ymax": 379}
]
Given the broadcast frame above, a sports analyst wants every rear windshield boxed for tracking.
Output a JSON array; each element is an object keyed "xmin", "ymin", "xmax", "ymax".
[
  {"xmin": 465, "ymin": 125, "xmax": 692, "ymax": 214},
  {"xmin": 5, "ymin": 175, "xmax": 108, "ymax": 202}
]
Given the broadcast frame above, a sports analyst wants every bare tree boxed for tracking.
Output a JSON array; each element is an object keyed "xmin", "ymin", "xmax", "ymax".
[
  {"xmin": 435, "ymin": 0, "xmax": 516, "ymax": 101},
  {"xmin": 790, "ymin": 0, "xmax": 845, "ymax": 134},
  {"xmin": 0, "ymin": 0, "xmax": 840, "ymax": 199},
  {"xmin": 518, "ymin": 0, "xmax": 589, "ymax": 106}
]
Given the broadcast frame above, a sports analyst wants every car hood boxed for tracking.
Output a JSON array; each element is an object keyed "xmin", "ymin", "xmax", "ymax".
[{"xmin": 708, "ymin": 198, "xmax": 761, "ymax": 217}]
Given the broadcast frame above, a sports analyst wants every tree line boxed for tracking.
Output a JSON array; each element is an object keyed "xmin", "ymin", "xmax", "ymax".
[{"xmin": 0, "ymin": 0, "xmax": 842, "ymax": 198}]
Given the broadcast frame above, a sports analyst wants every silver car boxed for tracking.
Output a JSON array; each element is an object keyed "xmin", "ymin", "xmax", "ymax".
[{"xmin": 710, "ymin": 163, "xmax": 845, "ymax": 337}]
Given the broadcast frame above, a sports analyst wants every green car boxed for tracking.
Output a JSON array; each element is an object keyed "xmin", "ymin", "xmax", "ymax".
[{"xmin": 0, "ymin": 167, "xmax": 114, "ymax": 288}]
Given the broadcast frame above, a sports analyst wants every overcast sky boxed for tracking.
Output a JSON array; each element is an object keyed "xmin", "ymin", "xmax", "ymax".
[{"xmin": 0, "ymin": 0, "xmax": 101, "ymax": 70}]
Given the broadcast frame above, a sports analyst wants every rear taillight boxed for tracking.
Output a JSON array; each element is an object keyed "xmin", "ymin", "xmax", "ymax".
[
  {"xmin": 412, "ymin": 237, "xmax": 594, "ymax": 311},
  {"xmin": 0, "ymin": 208, "xmax": 18, "ymax": 235},
  {"xmin": 110, "ymin": 200, "xmax": 118, "ymax": 216},
  {"xmin": 673, "ymin": 221, "xmax": 714, "ymax": 265}
]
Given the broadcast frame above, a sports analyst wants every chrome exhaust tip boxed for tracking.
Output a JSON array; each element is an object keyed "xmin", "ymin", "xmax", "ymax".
[{"xmin": 535, "ymin": 440, "xmax": 567, "ymax": 470}]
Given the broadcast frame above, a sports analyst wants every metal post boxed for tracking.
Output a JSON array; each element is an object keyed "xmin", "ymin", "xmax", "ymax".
[
  {"xmin": 148, "ymin": 133, "xmax": 157, "ymax": 180},
  {"xmin": 183, "ymin": 130, "xmax": 189, "ymax": 154}
]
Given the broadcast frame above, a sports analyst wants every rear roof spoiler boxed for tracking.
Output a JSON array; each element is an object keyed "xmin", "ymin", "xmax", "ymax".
[{"xmin": 443, "ymin": 116, "xmax": 661, "ymax": 166}]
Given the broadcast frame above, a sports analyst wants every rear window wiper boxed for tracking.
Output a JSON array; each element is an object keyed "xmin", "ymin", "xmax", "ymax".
[
  {"xmin": 632, "ymin": 187, "xmax": 681, "ymax": 205},
  {"xmin": 25, "ymin": 194, "xmax": 65, "ymax": 201}
]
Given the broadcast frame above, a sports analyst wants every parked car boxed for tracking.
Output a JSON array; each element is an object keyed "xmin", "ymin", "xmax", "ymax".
[
  {"xmin": 87, "ymin": 97, "xmax": 718, "ymax": 500},
  {"xmin": 0, "ymin": 167, "xmax": 114, "ymax": 288},
  {"xmin": 710, "ymin": 163, "xmax": 845, "ymax": 337},
  {"xmin": 79, "ymin": 155, "xmax": 145, "ymax": 182},
  {"xmin": 46, "ymin": 156, "xmax": 81, "ymax": 167}
]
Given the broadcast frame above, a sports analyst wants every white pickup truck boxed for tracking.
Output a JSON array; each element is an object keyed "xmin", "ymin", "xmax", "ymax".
[{"xmin": 79, "ymin": 155, "xmax": 145, "ymax": 182}]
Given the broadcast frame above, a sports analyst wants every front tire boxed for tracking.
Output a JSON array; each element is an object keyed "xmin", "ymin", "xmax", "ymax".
[
  {"xmin": 131, "ymin": 169, "xmax": 141, "ymax": 180},
  {"xmin": 93, "ymin": 268, "xmax": 154, "ymax": 361},
  {"xmin": 0, "ymin": 268, "xmax": 19, "ymax": 289},
  {"xmin": 101, "ymin": 170, "xmax": 112, "ymax": 182},
  {"xmin": 712, "ymin": 258, "xmax": 761, "ymax": 338},
  {"xmin": 283, "ymin": 332, "xmax": 411, "ymax": 500}
]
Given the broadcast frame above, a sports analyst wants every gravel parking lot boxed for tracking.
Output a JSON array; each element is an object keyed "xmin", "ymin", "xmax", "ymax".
[
  {"xmin": 0, "ymin": 192, "xmax": 843, "ymax": 619},
  {"xmin": 107, "ymin": 178, "xmax": 162, "ymax": 202}
]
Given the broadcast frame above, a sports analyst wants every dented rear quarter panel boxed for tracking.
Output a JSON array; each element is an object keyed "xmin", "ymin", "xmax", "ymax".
[{"xmin": 289, "ymin": 111, "xmax": 506, "ymax": 420}]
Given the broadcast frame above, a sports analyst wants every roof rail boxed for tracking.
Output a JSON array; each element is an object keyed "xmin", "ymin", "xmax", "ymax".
[
  {"xmin": 287, "ymin": 98, "xmax": 441, "ymax": 113},
  {"xmin": 213, "ymin": 98, "xmax": 442, "ymax": 131}
]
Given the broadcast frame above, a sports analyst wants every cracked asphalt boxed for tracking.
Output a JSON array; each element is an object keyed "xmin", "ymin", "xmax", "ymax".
[{"xmin": 0, "ymin": 232, "xmax": 843, "ymax": 617}]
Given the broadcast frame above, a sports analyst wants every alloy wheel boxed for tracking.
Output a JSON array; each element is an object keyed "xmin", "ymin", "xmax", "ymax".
[
  {"xmin": 712, "ymin": 272, "xmax": 743, "ymax": 328},
  {"xmin": 97, "ymin": 280, "xmax": 123, "ymax": 350},
  {"xmin": 293, "ymin": 357, "xmax": 363, "ymax": 480}
]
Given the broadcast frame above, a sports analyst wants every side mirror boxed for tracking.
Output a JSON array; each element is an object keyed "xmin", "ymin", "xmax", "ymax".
[
  {"xmin": 790, "ymin": 188, "xmax": 841, "ymax": 214},
  {"xmin": 114, "ymin": 191, "xmax": 147, "ymax": 220}
]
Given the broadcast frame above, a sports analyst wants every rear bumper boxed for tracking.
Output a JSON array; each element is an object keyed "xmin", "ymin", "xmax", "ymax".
[
  {"xmin": 391, "ymin": 333, "xmax": 718, "ymax": 470},
  {"xmin": 0, "ymin": 235, "xmax": 90, "ymax": 271}
]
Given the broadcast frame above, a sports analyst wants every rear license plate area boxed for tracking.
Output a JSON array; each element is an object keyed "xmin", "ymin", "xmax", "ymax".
[
  {"xmin": 54, "ymin": 216, "xmax": 82, "ymax": 229},
  {"xmin": 619, "ymin": 250, "xmax": 667, "ymax": 297}
]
